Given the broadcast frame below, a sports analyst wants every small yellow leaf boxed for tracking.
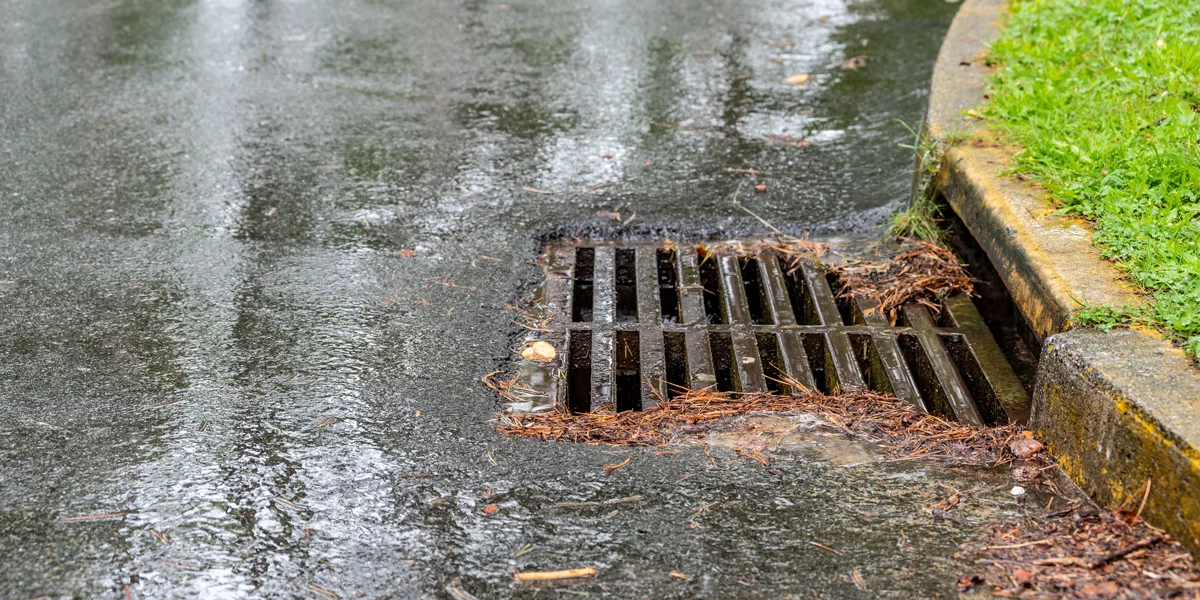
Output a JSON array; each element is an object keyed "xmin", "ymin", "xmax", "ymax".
[
  {"xmin": 521, "ymin": 341, "xmax": 557, "ymax": 363},
  {"xmin": 781, "ymin": 73, "xmax": 811, "ymax": 86}
]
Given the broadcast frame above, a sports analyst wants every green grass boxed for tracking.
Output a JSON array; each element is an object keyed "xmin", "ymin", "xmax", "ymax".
[
  {"xmin": 984, "ymin": 0, "xmax": 1200, "ymax": 356},
  {"xmin": 887, "ymin": 121, "xmax": 944, "ymax": 242}
]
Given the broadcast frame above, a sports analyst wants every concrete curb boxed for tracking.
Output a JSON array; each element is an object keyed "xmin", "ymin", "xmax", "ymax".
[
  {"xmin": 926, "ymin": 0, "xmax": 1200, "ymax": 559},
  {"xmin": 1034, "ymin": 330, "xmax": 1200, "ymax": 555},
  {"xmin": 926, "ymin": 0, "xmax": 1136, "ymax": 342}
]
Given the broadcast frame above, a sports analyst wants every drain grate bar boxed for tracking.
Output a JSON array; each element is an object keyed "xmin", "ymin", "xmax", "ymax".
[
  {"xmin": 635, "ymin": 247, "xmax": 666, "ymax": 408},
  {"xmin": 797, "ymin": 262, "xmax": 868, "ymax": 392},
  {"xmin": 538, "ymin": 242, "xmax": 1029, "ymax": 425},
  {"xmin": 902, "ymin": 304, "xmax": 983, "ymax": 425},
  {"xmin": 716, "ymin": 255, "xmax": 767, "ymax": 392},
  {"xmin": 675, "ymin": 249, "xmax": 719, "ymax": 391},
  {"xmin": 852, "ymin": 296, "xmax": 925, "ymax": 410},
  {"xmin": 940, "ymin": 295, "xmax": 1030, "ymax": 424}
]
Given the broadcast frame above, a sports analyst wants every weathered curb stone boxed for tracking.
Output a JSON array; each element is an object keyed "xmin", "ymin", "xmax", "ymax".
[
  {"xmin": 927, "ymin": 0, "xmax": 1200, "ymax": 559},
  {"xmin": 1033, "ymin": 330, "xmax": 1200, "ymax": 556}
]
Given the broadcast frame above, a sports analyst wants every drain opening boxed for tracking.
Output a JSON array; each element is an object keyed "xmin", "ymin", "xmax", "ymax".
[
  {"xmin": 897, "ymin": 333, "xmax": 954, "ymax": 419},
  {"xmin": 755, "ymin": 332, "xmax": 785, "ymax": 393},
  {"xmin": 657, "ymin": 249, "xmax": 681, "ymax": 324},
  {"xmin": 741, "ymin": 258, "xmax": 769, "ymax": 325},
  {"xmin": 614, "ymin": 248, "xmax": 638, "ymax": 323},
  {"xmin": 709, "ymin": 331, "xmax": 736, "ymax": 392},
  {"xmin": 697, "ymin": 251, "xmax": 724, "ymax": 324},
  {"xmin": 567, "ymin": 329, "xmax": 592, "ymax": 413},
  {"xmin": 572, "ymin": 248, "xmax": 595, "ymax": 322},
  {"xmin": 614, "ymin": 330, "xmax": 642, "ymax": 411},
  {"xmin": 827, "ymin": 273, "xmax": 856, "ymax": 326},
  {"xmin": 938, "ymin": 194, "xmax": 1040, "ymax": 391},
  {"xmin": 848, "ymin": 333, "xmax": 891, "ymax": 394},
  {"xmin": 663, "ymin": 331, "xmax": 688, "ymax": 397},
  {"xmin": 783, "ymin": 269, "xmax": 810, "ymax": 325},
  {"xmin": 801, "ymin": 333, "xmax": 831, "ymax": 394}
]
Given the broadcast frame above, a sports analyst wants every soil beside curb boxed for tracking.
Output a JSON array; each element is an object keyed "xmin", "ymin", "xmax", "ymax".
[{"xmin": 926, "ymin": 0, "xmax": 1200, "ymax": 560}]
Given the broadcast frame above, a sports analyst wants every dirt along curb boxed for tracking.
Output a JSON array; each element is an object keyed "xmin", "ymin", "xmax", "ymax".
[{"xmin": 925, "ymin": 0, "xmax": 1200, "ymax": 559}]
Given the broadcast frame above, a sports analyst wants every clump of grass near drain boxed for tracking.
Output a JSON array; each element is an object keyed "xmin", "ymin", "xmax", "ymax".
[
  {"xmin": 983, "ymin": 0, "xmax": 1200, "ymax": 357},
  {"xmin": 886, "ymin": 120, "xmax": 944, "ymax": 243}
]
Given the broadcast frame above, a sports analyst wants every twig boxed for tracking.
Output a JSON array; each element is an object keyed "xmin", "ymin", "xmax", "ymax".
[
  {"xmin": 810, "ymin": 541, "xmax": 845, "ymax": 556},
  {"xmin": 306, "ymin": 584, "xmax": 339, "ymax": 599},
  {"xmin": 514, "ymin": 568, "xmax": 597, "ymax": 581},
  {"xmin": 1089, "ymin": 535, "xmax": 1164, "ymax": 569},
  {"xmin": 1135, "ymin": 478, "xmax": 1152, "ymax": 520},
  {"xmin": 57, "ymin": 512, "xmax": 126, "ymax": 522}
]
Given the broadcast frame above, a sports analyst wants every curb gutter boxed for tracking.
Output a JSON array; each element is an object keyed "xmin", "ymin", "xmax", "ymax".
[{"xmin": 925, "ymin": 0, "xmax": 1200, "ymax": 558}]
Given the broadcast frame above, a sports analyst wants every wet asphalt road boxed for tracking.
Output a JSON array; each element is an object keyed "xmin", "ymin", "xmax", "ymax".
[{"xmin": 0, "ymin": 0, "xmax": 1023, "ymax": 597}]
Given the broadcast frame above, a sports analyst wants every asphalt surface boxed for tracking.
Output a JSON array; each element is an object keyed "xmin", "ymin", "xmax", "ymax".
[{"xmin": 0, "ymin": 0, "xmax": 1026, "ymax": 597}]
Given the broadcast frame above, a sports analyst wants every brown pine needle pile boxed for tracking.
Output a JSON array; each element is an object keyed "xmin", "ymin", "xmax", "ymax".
[
  {"xmin": 744, "ymin": 237, "xmax": 830, "ymax": 266},
  {"xmin": 833, "ymin": 239, "xmax": 974, "ymax": 320},
  {"xmin": 495, "ymin": 386, "xmax": 1042, "ymax": 467}
]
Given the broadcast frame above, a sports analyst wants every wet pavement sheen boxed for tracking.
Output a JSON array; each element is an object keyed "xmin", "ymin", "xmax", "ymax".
[{"xmin": 0, "ymin": 0, "xmax": 988, "ymax": 597}]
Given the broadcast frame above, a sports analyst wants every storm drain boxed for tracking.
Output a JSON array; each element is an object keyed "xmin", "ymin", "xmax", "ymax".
[{"xmin": 526, "ymin": 242, "xmax": 1029, "ymax": 426}]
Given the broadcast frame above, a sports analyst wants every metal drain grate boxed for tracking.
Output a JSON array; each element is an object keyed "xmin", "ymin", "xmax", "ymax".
[{"xmin": 530, "ymin": 242, "xmax": 1029, "ymax": 426}]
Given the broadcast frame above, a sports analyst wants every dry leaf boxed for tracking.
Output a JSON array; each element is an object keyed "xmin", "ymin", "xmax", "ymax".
[
  {"xmin": 782, "ymin": 73, "xmax": 811, "ymax": 85},
  {"xmin": 397, "ymin": 249, "xmax": 417, "ymax": 257},
  {"xmin": 767, "ymin": 134, "xmax": 812, "ymax": 148},
  {"xmin": 1009, "ymin": 437, "xmax": 1045, "ymax": 459},
  {"xmin": 840, "ymin": 55, "xmax": 870, "ymax": 70},
  {"xmin": 1013, "ymin": 568, "xmax": 1033, "ymax": 586},
  {"xmin": 1079, "ymin": 581, "xmax": 1121, "ymax": 600},
  {"xmin": 596, "ymin": 210, "xmax": 621, "ymax": 221},
  {"xmin": 956, "ymin": 575, "xmax": 984, "ymax": 591},
  {"xmin": 481, "ymin": 504, "xmax": 498, "ymax": 516},
  {"xmin": 669, "ymin": 571, "xmax": 693, "ymax": 581},
  {"xmin": 521, "ymin": 341, "xmax": 556, "ymax": 363},
  {"xmin": 521, "ymin": 186, "xmax": 553, "ymax": 194},
  {"xmin": 753, "ymin": 184, "xmax": 767, "ymax": 193},
  {"xmin": 934, "ymin": 493, "xmax": 961, "ymax": 513}
]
